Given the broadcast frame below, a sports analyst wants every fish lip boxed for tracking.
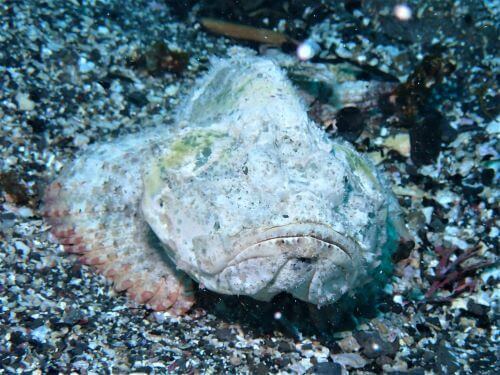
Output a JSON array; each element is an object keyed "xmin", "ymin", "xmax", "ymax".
[
  {"xmin": 212, "ymin": 222, "xmax": 363, "ymax": 303},
  {"xmin": 252, "ymin": 233, "xmax": 352, "ymax": 260},
  {"xmin": 229, "ymin": 222, "xmax": 359, "ymax": 266}
]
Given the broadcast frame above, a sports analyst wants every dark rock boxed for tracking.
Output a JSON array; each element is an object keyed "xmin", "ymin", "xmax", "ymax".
[
  {"xmin": 462, "ymin": 300, "xmax": 491, "ymax": 329},
  {"xmin": 214, "ymin": 328, "xmax": 235, "ymax": 341},
  {"xmin": 416, "ymin": 323, "xmax": 432, "ymax": 337},
  {"xmin": 466, "ymin": 300, "xmax": 489, "ymax": 317},
  {"xmin": 481, "ymin": 168, "xmax": 495, "ymax": 186},
  {"xmin": 461, "ymin": 182, "xmax": 484, "ymax": 198},
  {"xmin": 391, "ymin": 369, "xmax": 426, "ymax": 375},
  {"xmin": 127, "ymin": 91, "xmax": 148, "ymax": 107},
  {"xmin": 251, "ymin": 363, "xmax": 270, "ymax": 375},
  {"xmin": 335, "ymin": 106, "xmax": 365, "ymax": 142},
  {"xmin": 45, "ymin": 366, "xmax": 60, "ymax": 375},
  {"xmin": 449, "ymin": 173, "xmax": 463, "ymax": 185},
  {"xmin": 378, "ymin": 92, "xmax": 398, "ymax": 117},
  {"xmin": 409, "ymin": 109, "xmax": 443, "ymax": 166},
  {"xmin": 98, "ymin": 71, "xmax": 135, "ymax": 90},
  {"xmin": 344, "ymin": 0, "xmax": 362, "ymax": 13},
  {"xmin": 375, "ymin": 355, "xmax": 393, "ymax": 367},
  {"xmin": 89, "ymin": 48, "xmax": 101, "ymax": 62},
  {"xmin": 429, "ymin": 215, "xmax": 446, "ymax": 232},
  {"xmin": 133, "ymin": 366, "xmax": 153, "ymax": 373},
  {"xmin": 29, "ymin": 88, "xmax": 44, "ymax": 102},
  {"xmin": 427, "ymin": 317, "xmax": 441, "ymax": 328},
  {"xmin": 27, "ymin": 117, "xmax": 47, "ymax": 133},
  {"xmin": 301, "ymin": 343, "xmax": 313, "ymax": 350},
  {"xmin": 392, "ymin": 238, "xmax": 415, "ymax": 262},
  {"xmin": 0, "ymin": 171, "xmax": 30, "ymax": 205},
  {"xmin": 440, "ymin": 117, "xmax": 458, "ymax": 144},
  {"xmin": 129, "ymin": 41, "xmax": 189, "ymax": 76},
  {"xmin": 9, "ymin": 331, "xmax": 26, "ymax": 346},
  {"xmin": 25, "ymin": 318, "xmax": 46, "ymax": 330},
  {"xmin": 174, "ymin": 357, "xmax": 188, "ymax": 372},
  {"xmin": 263, "ymin": 338, "xmax": 274, "ymax": 347},
  {"xmin": 377, "ymin": 300, "xmax": 403, "ymax": 314},
  {"xmin": 422, "ymin": 349, "xmax": 435, "ymax": 362},
  {"xmin": 63, "ymin": 307, "xmax": 85, "ymax": 326},
  {"xmin": 69, "ymin": 341, "xmax": 87, "ymax": 356},
  {"xmin": 353, "ymin": 331, "xmax": 398, "ymax": 359},
  {"xmin": 275, "ymin": 356, "xmax": 291, "ymax": 368},
  {"xmin": 309, "ymin": 361, "xmax": 342, "ymax": 375},
  {"xmin": 277, "ymin": 340, "xmax": 294, "ymax": 353},
  {"xmin": 12, "ymin": 344, "xmax": 28, "ymax": 358}
]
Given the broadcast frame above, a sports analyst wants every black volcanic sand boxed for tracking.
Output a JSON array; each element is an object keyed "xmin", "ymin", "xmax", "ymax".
[{"xmin": 0, "ymin": 0, "xmax": 498, "ymax": 373}]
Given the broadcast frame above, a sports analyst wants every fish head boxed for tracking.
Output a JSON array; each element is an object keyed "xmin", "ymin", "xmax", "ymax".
[{"xmin": 141, "ymin": 52, "xmax": 406, "ymax": 305}]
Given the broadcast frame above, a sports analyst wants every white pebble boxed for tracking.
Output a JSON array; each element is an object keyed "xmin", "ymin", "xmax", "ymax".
[
  {"xmin": 31, "ymin": 325, "xmax": 50, "ymax": 343},
  {"xmin": 164, "ymin": 84, "xmax": 179, "ymax": 97},
  {"xmin": 73, "ymin": 134, "xmax": 90, "ymax": 147},
  {"xmin": 435, "ymin": 189, "xmax": 459, "ymax": 206},
  {"xmin": 422, "ymin": 206, "xmax": 434, "ymax": 225},
  {"xmin": 393, "ymin": 294, "xmax": 403, "ymax": 305},
  {"xmin": 78, "ymin": 57, "xmax": 95, "ymax": 73},
  {"xmin": 15, "ymin": 93, "xmax": 35, "ymax": 111},
  {"xmin": 331, "ymin": 353, "xmax": 367, "ymax": 369},
  {"xmin": 41, "ymin": 46, "xmax": 52, "ymax": 59},
  {"xmin": 97, "ymin": 26, "xmax": 109, "ymax": 35},
  {"xmin": 486, "ymin": 119, "xmax": 500, "ymax": 134},
  {"xmin": 14, "ymin": 241, "xmax": 31, "ymax": 254},
  {"xmin": 17, "ymin": 206, "xmax": 34, "ymax": 218}
]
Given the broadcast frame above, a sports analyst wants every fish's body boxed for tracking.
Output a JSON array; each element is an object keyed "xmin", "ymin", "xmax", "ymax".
[{"xmin": 44, "ymin": 50, "xmax": 407, "ymax": 314}]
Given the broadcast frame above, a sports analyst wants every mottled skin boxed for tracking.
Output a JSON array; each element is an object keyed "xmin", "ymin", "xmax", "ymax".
[{"xmin": 44, "ymin": 50, "xmax": 407, "ymax": 314}]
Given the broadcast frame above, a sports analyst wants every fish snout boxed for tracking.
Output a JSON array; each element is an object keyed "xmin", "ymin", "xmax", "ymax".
[{"xmin": 211, "ymin": 223, "xmax": 365, "ymax": 305}]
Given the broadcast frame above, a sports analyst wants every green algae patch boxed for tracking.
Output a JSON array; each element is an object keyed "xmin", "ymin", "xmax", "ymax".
[
  {"xmin": 144, "ymin": 130, "xmax": 227, "ymax": 197},
  {"xmin": 143, "ymin": 162, "xmax": 165, "ymax": 198},
  {"xmin": 187, "ymin": 64, "xmax": 286, "ymax": 125},
  {"xmin": 188, "ymin": 67, "xmax": 254, "ymax": 123},
  {"xmin": 162, "ymin": 130, "xmax": 226, "ymax": 168},
  {"xmin": 336, "ymin": 144, "xmax": 381, "ymax": 191}
]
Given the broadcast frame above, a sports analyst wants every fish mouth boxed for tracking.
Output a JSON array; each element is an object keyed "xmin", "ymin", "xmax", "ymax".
[
  {"xmin": 213, "ymin": 222, "xmax": 365, "ymax": 305},
  {"xmin": 230, "ymin": 222, "xmax": 356, "ymax": 264}
]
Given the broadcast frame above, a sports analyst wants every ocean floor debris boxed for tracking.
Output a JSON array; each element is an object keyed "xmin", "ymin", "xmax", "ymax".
[
  {"xmin": 201, "ymin": 17, "xmax": 295, "ymax": 46},
  {"xmin": 425, "ymin": 245, "xmax": 496, "ymax": 303},
  {"xmin": 0, "ymin": 0, "xmax": 497, "ymax": 373},
  {"xmin": 129, "ymin": 41, "xmax": 189, "ymax": 75}
]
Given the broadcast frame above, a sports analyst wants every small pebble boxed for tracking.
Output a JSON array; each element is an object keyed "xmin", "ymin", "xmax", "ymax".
[{"xmin": 15, "ymin": 93, "xmax": 36, "ymax": 111}]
